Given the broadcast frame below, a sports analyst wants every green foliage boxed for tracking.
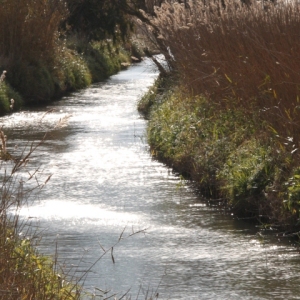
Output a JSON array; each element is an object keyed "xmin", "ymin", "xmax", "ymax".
[
  {"xmin": 138, "ymin": 76, "xmax": 165, "ymax": 117},
  {"xmin": 0, "ymin": 81, "xmax": 23, "ymax": 114},
  {"xmin": 0, "ymin": 83, "xmax": 12, "ymax": 113},
  {"xmin": 1, "ymin": 38, "xmax": 130, "ymax": 107},
  {"xmin": 217, "ymin": 139, "xmax": 273, "ymax": 211},
  {"xmin": 284, "ymin": 168, "xmax": 300, "ymax": 218},
  {"xmin": 0, "ymin": 0, "xmax": 134, "ymax": 107},
  {"xmin": 144, "ymin": 80, "xmax": 300, "ymax": 224},
  {"xmin": 8, "ymin": 61, "xmax": 56, "ymax": 103},
  {"xmin": 147, "ymin": 89, "xmax": 257, "ymax": 196},
  {"xmin": 64, "ymin": 0, "xmax": 134, "ymax": 42},
  {"xmin": 85, "ymin": 41, "xmax": 130, "ymax": 82},
  {"xmin": 54, "ymin": 47, "xmax": 92, "ymax": 92},
  {"xmin": 0, "ymin": 227, "xmax": 80, "ymax": 299}
]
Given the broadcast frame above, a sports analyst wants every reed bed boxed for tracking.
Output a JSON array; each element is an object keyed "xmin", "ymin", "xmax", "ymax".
[
  {"xmin": 139, "ymin": 0, "xmax": 300, "ymax": 226},
  {"xmin": 0, "ymin": 0, "xmax": 66, "ymax": 67},
  {"xmin": 149, "ymin": 0, "xmax": 300, "ymax": 146}
]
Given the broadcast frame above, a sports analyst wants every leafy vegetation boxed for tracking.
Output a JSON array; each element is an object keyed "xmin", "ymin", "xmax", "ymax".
[
  {"xmin": 0, "ymin": 133, "xmax": 82, "ymax": 299},
  {"xmin": 0, "ymin": 0, "xmax": 161, "ymax": 297},
  {"xmin": 138, "ymin": 0, "xmax": 300, "ymax": 230},
  {"xmin": 0, "ymin": 0, "xmax": 147, "ymax": 109}
]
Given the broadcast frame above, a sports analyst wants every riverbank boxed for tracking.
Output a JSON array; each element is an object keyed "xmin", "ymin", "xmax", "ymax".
[
  {"xmin": 0, "ymin": 60, "xmax": 163, "ymax": 299},
  {"xmin": 138, "ymin": 74, "xmax": 300, "ymax": 234},
  {"xmin": 136, "ymin": 1, "xmax": 300, "ymax": 234},
  {"xmin": 0, "ymin": 135, "xmax": 84, "ymax": 299},
  {"xmin": 3, "ymin": 57, "xmax": 300, "ymax": 299},
  {"xmin": 0, "ymin": 37, "xmax": 146, "ymax": 300},
  {"xmin": 0, "ymin": 38, "xmax": 136, "ymax": 115},
  {"xmin": 0, "ymin": 50, "xmax": 157, "ymax": 299},
  {"xmin": 0, "ymin": 0, "xmax": 157, "ymax": 115}
]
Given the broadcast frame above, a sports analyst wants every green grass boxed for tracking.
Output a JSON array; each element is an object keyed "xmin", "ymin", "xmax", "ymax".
[
  {"xmin": 142, "ymin": 81, "xmax": 300, "ymax": 228},
  {"xmin": 146, "ymin": 88, "xmax": 256, "ymax": 195},
  {"xmin": 0, "ymin": 226, "xmax": 81, "ymax": 300},
  {"xmin": 0, "ymin": 135, "xmax": 83, "ymax": 299},
  {"xmin": 0, "ymin": 38, "xmax": 131, "ymax": 112},
  {"xmin": 0, "ymin": 80, "xmax": 23, "ymax": 114},
  {"xmin": 137, "ymin": 0, "xmax": 300, "ymax": 230},
  {"xmin": 217, "ymin": 138, "xmax": 274, "ymax": 217}
]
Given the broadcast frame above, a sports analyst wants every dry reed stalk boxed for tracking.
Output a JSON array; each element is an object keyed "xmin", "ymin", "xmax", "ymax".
[
  {"xmin": 149, "ymin": 0, "xmax": 300, "ymax": 150},
  {"xmin": 0, "ymin": 71, "xmax": 6, "ymax": 84},
  {"xmin": 0, "ymin": 128, "xmax": 7, "ymax": 155},
  {"xmin": 0, "ymin": 0, "xmax": 67, "ymax": 67}
]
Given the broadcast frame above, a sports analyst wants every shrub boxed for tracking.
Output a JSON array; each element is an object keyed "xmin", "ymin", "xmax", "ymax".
[
  {"xmin": 54, "ymin": 46, "xmax": 92, "ymax": 92},
  {"xmin": 83, "ymin": 41, "xmax": 130, "ymax": 82},
  {"xmin": 217, "ymin": 138, "xmax": 274, "ymax": 216},
  {"xmin": 7, "ymin": 61, "xmax": 56, "ymax": 103},
  {"xmin": 0, "ymin": 71, "xmax": 23, "ymax": 113}
]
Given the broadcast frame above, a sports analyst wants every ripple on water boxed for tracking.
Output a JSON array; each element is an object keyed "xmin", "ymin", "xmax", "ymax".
[{"xmin": 2, "ymin": 59, "xmax": 300, "ymax": 299}]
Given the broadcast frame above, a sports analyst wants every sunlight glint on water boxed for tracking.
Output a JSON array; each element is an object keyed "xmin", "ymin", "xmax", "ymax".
[{"xmin": 2, "ymin": 58, "xmax": 300, "ymax": 299}]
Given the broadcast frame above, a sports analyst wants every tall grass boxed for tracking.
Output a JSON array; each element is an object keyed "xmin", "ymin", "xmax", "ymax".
[
  {"xmin": 0, "ymin": 0, "xmax": 67, "ymax": 67},
  {"xmin": 0, "ymin": 0, "xmax": 68, "ymax": 103},
  {"xmin": 138, "ymin": 0, "xmax": 300, "ymax": 225},
  {"xmin": 149, "ymin": 0, "xmax": 300, "ymax": 146},
  {"xmin": 0, "ymin": 132, "xmax": 82, "ymax": 299}
]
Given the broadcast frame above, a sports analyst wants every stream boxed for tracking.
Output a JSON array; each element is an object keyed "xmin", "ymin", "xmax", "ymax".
[{"xmin": 2, "ymin": 58, "xmax": 300, "ymax": 299}]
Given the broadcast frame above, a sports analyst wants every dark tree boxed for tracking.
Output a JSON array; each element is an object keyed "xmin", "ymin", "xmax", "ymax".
[
  {"xmin": 64, "ymin": 0, "xmax": 134, "ymax": 41},
  {"xmin": 64, "ymin": 0, "xmax": 167, "ymax": 41}
]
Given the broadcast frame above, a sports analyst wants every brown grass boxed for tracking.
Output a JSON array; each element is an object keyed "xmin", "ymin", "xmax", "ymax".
[
  {"xmin": 0, "ymin": 0, "xmax": 67, "ymax": 67},
  {"xmin": 147, "ymin": 0, "xmax": 300, "ymax": 147}
]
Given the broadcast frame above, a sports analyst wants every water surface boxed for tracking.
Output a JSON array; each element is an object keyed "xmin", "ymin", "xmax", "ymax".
[{"xmin": 2, "ymin": 59, "xmax": 300, "ymax": 299}]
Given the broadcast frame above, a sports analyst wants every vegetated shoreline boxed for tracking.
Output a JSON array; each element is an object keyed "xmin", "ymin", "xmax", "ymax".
[
  {"xmin": 0, "ymin": 45, "xmax": 149, "ymax": 300},
  {"xmin": 135, "ymin": 0, "xmax": 300, "ymax": 238},
  {"xmin": 0, "ymin": 1, "xmax": 157, "ymax": 298},
  {"xmin": 0, "ymin": 39, "xmax": 146, "ymax": 116},
  {"xmin": 138, "ymin": 73, "xmax": 300, "ymax": 237}
]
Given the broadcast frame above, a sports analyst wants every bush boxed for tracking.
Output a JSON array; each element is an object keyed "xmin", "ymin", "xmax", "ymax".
[
  {"xmin": 217, "ymin": 138, "xmax": 274, "ymax": 216},
  {"xmin": 84, "ymin": 41, "xmax": 130, "ymax": 82},
  {"xmin": 0, "ymin": 71, "xmax": 23, "ymax": 114},
  {"xmin": 7, "ymin": 61, "xmax": 56, "ymax": 104},
  {"xmin": 54, "ymin": 47, "xmax": 92, "ymax": 93}
]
